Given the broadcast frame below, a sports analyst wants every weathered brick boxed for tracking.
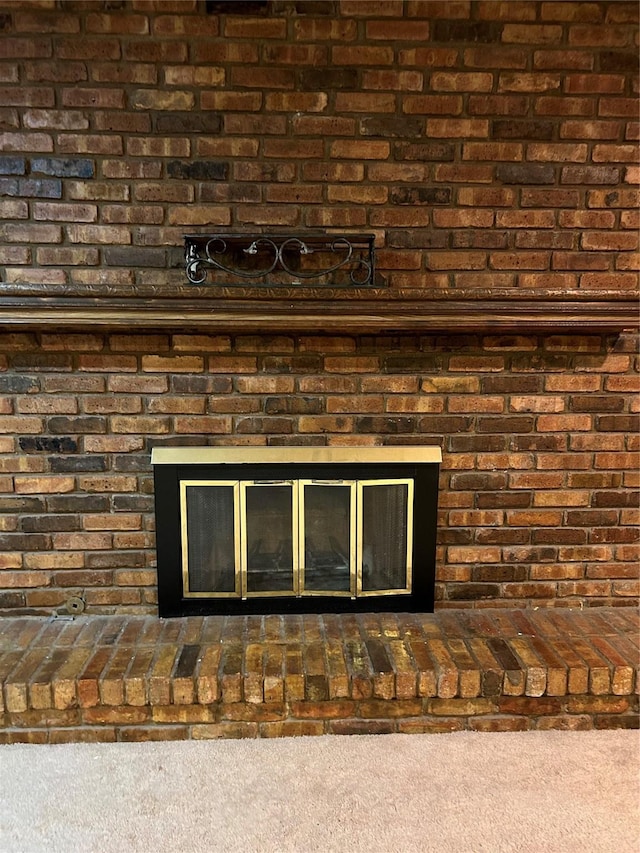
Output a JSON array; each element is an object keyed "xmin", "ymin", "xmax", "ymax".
[
  {"xmin": 433, "ymin": 20, "xmax": 502, "ymax": 43},
  {"xmin": 0, "ymin": 4, "xmax": 636, "ymax": 620},
  {"xmin": 497, "ymin": 163, "xmax": 555, "ymax": 184}
]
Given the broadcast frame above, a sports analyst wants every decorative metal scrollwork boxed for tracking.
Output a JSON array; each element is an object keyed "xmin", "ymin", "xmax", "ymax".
[{"xmin": 184, "ymin": 233, "xmax": 377, "ymax": 287}]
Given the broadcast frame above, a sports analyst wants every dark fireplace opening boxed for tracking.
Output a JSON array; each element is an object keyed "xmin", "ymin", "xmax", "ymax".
[{"xmin": 152, "ymin": 447, "xmax": 440, "ymax": 618}]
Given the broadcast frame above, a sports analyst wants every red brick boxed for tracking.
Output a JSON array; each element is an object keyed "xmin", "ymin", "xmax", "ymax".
[
  {"xmin": 0, "ymin": 0, "xmax": 637, "ymax": 622},
  {"xmin": 0, "ymin": 132, "xmax": 53, "ymax": 152},
  {"xmin": 0, "ymin": 87, "xmax": 55, "ymax": 108},
  {"xmin": 477, "ymin": 2, "xmax": 538, "ymax": 20},
  {"xmin": 427, "ymin": 119, "xmax": 489, "ymax": 137},
  {"xmin": 329, "ymin": 139, "xmax": 390, "ymax": 160},
  {"xmin": 261, "ymin": 139, "xmax": 324, "ymax": 160},
  {"xmin": 235, "ymin": 204, "xmax": 299, "ymax": 226},
  {"xmin": 428, "ymin": 251, "xmax": 486, "ymax": 270},
  {"xmin": 198, "ymin": 91, "xmax": 261, "ymax": 112},
  {"xmin": 331, "ymin": 46, "xmax": 394, "ymax": 66},
  {"xmin": 362, "ymin": 70, "xmax": 423, "ymax": 91},
  {"xmin": 266, "ymin": 92, "xmax": 329, "ymax": 113},
  {"xmin": 599, "ymin": 98, "xmax": 639, "ymax": 118},
  {"xmin": 265, "ymin": 47, "xmax": 329, "ymax": 69},
  {"xmin": 2, "ymin": 38, "xmax": 52, "ymax": 59},
  {"xmin": 367, "ymin": 20, "xmax": 430, "ymax": 40},
  {"xmin": 103, "ymin": 161, "xmax": 163, "ymax": 181},
  {"xmin": 568, "ymin": 75, "xmax": 626, "ymax": 95},
  {"xmin": 499, "ymin": 72, "xmax": 560, "ymax": 92},
  {"xmin": 153, "ymin": 15, "xmax": 218, "ymax": 37},
  {"xmin": 582, "ymin": 232, "xmax": 638, "ymax": 251},
  {"xmin": 568, "ymin": 26, "xmax": 633, "ymax": 47},
  {"xmin": 533, "ymin": 49, "xmax": 594, "ymax": 70},
  {"xmin": 535, "ymin": 96, "xmax": 595, "ymax": 117},
  {"xmin": 223, "ymin": 16, "xmax": 285, "ymax": 39},
  {"xmin": 560, "ymin": 120, "xmax": 620, "ymax": 140},
  {"xmin": 86, "ymin": 12, "xmax": 149, "ymax": 34},
  {"xmin": 502, "ymin": 24, "xmax": 563, "ymax": 43},
  {"xmin": 399, "ymin": 46, "xmax": 458, "ymax": 66},
  {"xmin": 167, "ymin": 206, "xmax": 230, "ymax": 227},
  {"xmin": 339, "ymin": 0, "xmax": 402, "ymax": 14},
  {"xmin": 292, "ymin": 17, "xmax": 356, "ymax": 40},
  {"xmin": 432, "ymin": 72, "xmax": 493, "ymax": 92},
  {"xmin": 337, "ymin": 92, "xmax": 399, "ymax": 114},
  {"xmin": 292, "ymin": 116, "xmax": 356, "ymax": 137}
]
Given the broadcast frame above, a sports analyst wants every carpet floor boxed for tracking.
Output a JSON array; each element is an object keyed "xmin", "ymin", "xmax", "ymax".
[{"xmin": 0, "ymin": 730, "xmax": 638, "ymax": 853}]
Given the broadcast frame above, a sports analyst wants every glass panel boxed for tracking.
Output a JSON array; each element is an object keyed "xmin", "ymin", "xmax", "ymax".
[
  {"xmin": 245, "ymin": 485, "xmax": 294, "ymax": 593},
  {"xmin": 303, "ymin": 484, "xmax": 351, "ymax": 592},
  {"xmin": 184, "ymin": 484, "xmax": 237, "ymax": 594},
  {"xmin": 361, "ymin": 482, "xmax": 409, "ymax": 592}
]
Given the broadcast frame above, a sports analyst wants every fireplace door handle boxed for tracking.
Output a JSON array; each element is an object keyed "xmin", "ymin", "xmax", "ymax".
[
  {"xmin": 310, "ymin": 479, "xmax": 345, "ymax": 485},
  {"xmin": 252, "ymin": 479, "xmax": 293, "ymax": 485}
]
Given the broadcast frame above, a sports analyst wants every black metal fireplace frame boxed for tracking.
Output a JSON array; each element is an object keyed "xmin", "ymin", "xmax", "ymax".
[{"xmin": 152, "ymin": 448, "xmax": 440, "ymax": 618}]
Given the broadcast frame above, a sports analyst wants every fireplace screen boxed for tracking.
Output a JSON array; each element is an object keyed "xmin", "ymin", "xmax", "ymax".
[
  {"xmin": 181, "ymin": 478, "xmax": 412, "ymax": 601},
  {"xmin": 153, "ymin": 447, "xmax": 440, "ymax": 616},
  {"xmin": 245, "ymin": 483, "xmax": 295, "ymax": 595}
]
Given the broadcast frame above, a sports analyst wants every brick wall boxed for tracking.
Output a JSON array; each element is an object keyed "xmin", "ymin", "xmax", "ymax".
[
  {"xmin": 1, "ymin": 330, "xmax": 638, "ymax": 613},
  {"xmin": 0, "ymin": 1, "xmax": 638, "ymax": 614},
  {"xmin": 0, "ymin": 0, "xmax": 638, "ymax": 289}
]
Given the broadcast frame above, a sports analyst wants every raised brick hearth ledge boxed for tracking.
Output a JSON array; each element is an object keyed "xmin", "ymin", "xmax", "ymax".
[{"xmin": 1, "ymin": 607, "xmax": 637, "ymax": 743}]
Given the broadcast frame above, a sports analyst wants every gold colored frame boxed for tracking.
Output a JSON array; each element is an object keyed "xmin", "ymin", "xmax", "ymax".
[
  {"xmin": 180, "ymin": 476, "xmax": 415, "ymax": 601},
  {"xmin": 153, "ymin": 446, "xmax": 441, "ymax": 467}
]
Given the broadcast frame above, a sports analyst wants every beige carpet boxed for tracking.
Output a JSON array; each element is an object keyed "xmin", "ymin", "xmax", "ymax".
[{"xmin": 0, "ymin": 730, "xmax": 638, "ymax": 853}]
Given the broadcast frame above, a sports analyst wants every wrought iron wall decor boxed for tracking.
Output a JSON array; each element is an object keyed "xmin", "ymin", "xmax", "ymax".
[{"xmin": 184, "ymin": 233, "xmax": 376, "ymax": 287}]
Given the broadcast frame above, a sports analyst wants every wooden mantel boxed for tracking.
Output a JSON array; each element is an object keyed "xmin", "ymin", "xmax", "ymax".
[{"xmin": 0, "ymin": 285, "xmax": 637, "ymax": 334}]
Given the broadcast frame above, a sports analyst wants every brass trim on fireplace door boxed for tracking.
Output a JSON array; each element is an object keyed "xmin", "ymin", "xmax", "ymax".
[
  {"xmin": 179, "ymin": 475, "xmax": 416, "ymax": 603},
  {"xmin": 180, "ymin": 480, "xmax": 241, "ymax": 599},
  {"xmin": 356, "ymin": 479, "xmax": 414, "ymax": 598},
  {"xmin": 152, "ymin": 446, "xmax": 442, "ymax": 466}
]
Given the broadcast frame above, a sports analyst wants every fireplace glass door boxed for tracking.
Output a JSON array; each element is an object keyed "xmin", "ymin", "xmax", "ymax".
[
  {"xmin": 180, "ymin": 477, "xmax": 412, "ymax": 601},
  {"xmin": 359, "ymin": 480, "xmax": 412, "ymax": 596},
  {"xmin": 181, "ymin": 481, "xmax": 240, "ymax": 597},
  {"xmin": 300, "ymin": 482, "xmax": 355, "ymax": 596},
  {"xmin": 242, "ymin": 482, "xmax": 297, "ymax": 597}
]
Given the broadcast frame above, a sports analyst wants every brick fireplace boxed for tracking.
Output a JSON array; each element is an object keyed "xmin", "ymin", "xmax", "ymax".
[
  {"xmin": 152, "ymin": 445, "xmax": 441, "ymax": 616},
  {"xmin": 0, "ymin": 0, "xmax": 638, "ymax": 619},
  {"xmin": 1, "ymin": 327, "xmax": 637, "ymax": 616}
]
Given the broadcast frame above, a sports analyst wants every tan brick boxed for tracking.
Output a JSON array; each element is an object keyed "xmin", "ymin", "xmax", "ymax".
[
  {"xmin": 429, "ymin": 698, "xmax": 496, "ymax": 716},
  {"xmin": 14, "ymin": 476, "xmax": 74, "ymax": 494},
  {"xmin": 151, "ymin": 706, "xmax": 214, "ymax": 724},
  {"xmin": 298, "ymin": 416, "xmax": 353, "ymax": 434},
  {"xmin": 260, "ymin": 721, "xmax": 326, "ymax": 738},
  {"xmin": 174, "ymin": 416, "xmax": 231, "ymax": 434},
  {"xmin": 432, "ymin": 72, "xmax": 493, "ymax": 92},
  {"xmin": 83, "ymin": 706, "xmax": 149, "ymax": 725},
  {"xmin": 192, "ymin": 722, "xmax": 258, "ymax": 739},
  {"xmin": 196, "ymin": 646, "xmax": 221, "ymax": 704}
]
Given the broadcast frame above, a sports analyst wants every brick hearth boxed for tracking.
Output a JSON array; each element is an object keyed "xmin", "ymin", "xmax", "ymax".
[
  {"xmin": 1, "ymin": 0, "xmax": 639, "ymax": 620},
  {"xmin": 1, "ymin": 607, "xmax": 637, "ymax": 743}
]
